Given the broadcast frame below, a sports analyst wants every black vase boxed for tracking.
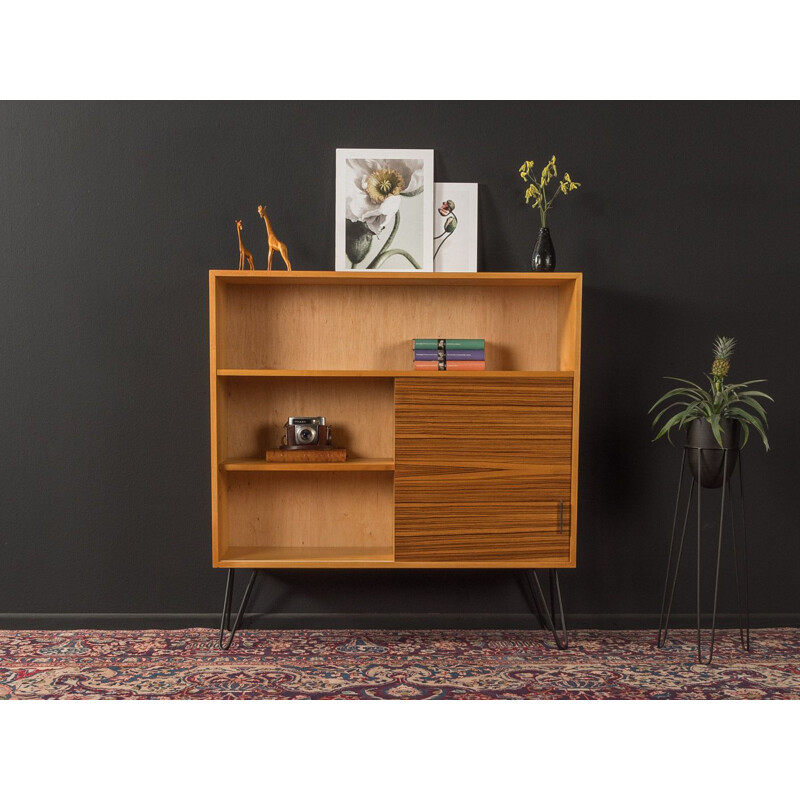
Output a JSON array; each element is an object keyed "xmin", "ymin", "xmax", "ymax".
[
  {"xmin": 531, "ymin": 227, "xmax": 556, "ymax": 272},
  {"xmin": 686, "ymin": 418, "xmax": 741, "ymax": 489}
]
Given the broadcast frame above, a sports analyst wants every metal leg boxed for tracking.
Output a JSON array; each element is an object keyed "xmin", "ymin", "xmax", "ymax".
[
  {"xmin": 731, "ymin": 455, "xmax": 751, "ymax": 651},
  {"xmin": 658, "ymin": 449, "xmax": 694, "ymax": 648},
  {"xmin": 221, "ymin": 569, "xmax": 235, "ymax": 633},
  {"xmin": 218, "ymin": 569, "xmax": 259, "ymax": 650},
  {"xmin": 697, "ymin": 449, "xmax": 727, "ymax": 666},
  {"xmin": 523, "ymin": 569, "xmax": 568, "ymax": 649}
]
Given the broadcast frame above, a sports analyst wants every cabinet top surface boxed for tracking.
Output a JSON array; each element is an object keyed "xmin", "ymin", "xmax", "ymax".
[{"xmin": 210, "ymin": 270, "xmax": 582, "ymax": 287}]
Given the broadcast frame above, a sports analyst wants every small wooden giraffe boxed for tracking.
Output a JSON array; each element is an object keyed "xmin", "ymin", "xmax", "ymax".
[
  {"xmin": 257, "ymin": 205, "xmax": 292, "ymax": 271},
  {"xmin": 236, "ymin": 220, "xmax": 255, "ymax": 271}
]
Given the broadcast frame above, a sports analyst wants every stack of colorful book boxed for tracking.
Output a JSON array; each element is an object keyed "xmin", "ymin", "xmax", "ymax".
[{"xmin": 413, "ymin": 338, "xmax": 486, "ymax": 371}]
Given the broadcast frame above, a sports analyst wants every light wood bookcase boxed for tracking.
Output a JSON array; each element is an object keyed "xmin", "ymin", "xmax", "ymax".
[{"xmin": 210, "ymin": 270, "xmax": 582, "ymax": 571}]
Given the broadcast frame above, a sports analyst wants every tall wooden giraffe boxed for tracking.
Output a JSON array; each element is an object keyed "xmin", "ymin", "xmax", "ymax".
[
  {"xmin": 236, "ymin": 220, "xmax": 255, "ymax": 271},
  {"xmin": 257, "ymin": 205, "xmax": 292, "ymax": 271}
]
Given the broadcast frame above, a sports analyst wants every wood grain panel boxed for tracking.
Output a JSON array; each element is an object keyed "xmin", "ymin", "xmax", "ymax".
[
  {"xmin": 223, "ymin": 471, "xmax": 394, "ymax": 553},
  {"xmin": 222, "ymin": 283, "xmax": 560, "ymax": 371},
  {"xmin": 395, "ymin": 503, "xmax": 570, "ymax": 561},
  {"xmin": 395, "ymin": 377, "xmax": 573, "ymax": 562}
]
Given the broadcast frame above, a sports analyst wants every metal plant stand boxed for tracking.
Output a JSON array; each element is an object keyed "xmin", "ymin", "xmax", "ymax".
[{"xmin": 657, "ymin": 446, "xmax": 750, "ymax": 665}]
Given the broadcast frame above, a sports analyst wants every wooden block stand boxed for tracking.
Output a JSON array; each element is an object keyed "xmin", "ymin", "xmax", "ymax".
[
  {"xmin": 266, "ymin": 448, "xmax": 347, "ymax": 463},
  {"xmin": 210, "ymin": 271, "xmax": 581, "ymax": 645}
]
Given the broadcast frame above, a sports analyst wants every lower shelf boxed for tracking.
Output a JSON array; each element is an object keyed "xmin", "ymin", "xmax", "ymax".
[
  {"xmin": 218, "ymin": 546, "xmax": 395, "ymax": 568},
  {"xmin": 215, "ymin": 546, "xmax": 573, "ymax": 570}
]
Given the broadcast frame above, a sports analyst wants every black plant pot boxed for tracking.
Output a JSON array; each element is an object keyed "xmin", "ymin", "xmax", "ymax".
[
  {"xmin": 686, "ymin": 418, "xmax": 741, "ymax": 489},
  {"xmin": 531, "ymin": 227, "xmax": 556, "ymax": 272}
]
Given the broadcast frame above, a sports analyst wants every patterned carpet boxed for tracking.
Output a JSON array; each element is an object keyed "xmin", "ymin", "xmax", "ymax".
[{"xmin": 1, "ymin": 627, "xmax": 798, "ymax": 699}]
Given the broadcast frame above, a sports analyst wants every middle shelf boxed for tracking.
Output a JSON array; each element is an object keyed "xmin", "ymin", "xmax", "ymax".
[
  {"xmin": 221, "ymin": 458, "xmax": 395, "ymax": 472},
  {"xmin": 218, "ymin": 369, "xmax": 574, "ymax": 378}
]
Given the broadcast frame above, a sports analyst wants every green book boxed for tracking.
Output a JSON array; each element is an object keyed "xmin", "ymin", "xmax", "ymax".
[{"xmin": 414, "ymin": 338, "xmax": 485, "ymax": 351}]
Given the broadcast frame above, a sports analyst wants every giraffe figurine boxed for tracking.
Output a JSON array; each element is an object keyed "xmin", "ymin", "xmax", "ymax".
[
  {"xmin": 236, "ymin": 220, "xmax": 255, "ymax": 271},
  {"xmin": 257, "ymin": 205, "xmax": 292, "ymax": 270}
]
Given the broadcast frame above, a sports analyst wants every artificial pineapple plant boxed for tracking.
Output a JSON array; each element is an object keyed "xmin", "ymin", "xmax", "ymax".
[{"xmin": 649, "ymin": 336, "xmax": 773, "ymax": 487}]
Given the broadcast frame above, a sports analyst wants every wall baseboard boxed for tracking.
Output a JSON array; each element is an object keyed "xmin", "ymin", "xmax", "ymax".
[{"xmin": 1, "ymin": 612, "xmax": 799, "ymax": 630}]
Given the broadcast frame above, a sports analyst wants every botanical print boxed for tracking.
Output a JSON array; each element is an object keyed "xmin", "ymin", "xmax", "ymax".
[
  {"xmin": 336, "ymin": 149, "xmax": 434, "ymax": 270},
  {"xmin": 433, "ymin": 183, "xmax": 478, "ymax": 272}
]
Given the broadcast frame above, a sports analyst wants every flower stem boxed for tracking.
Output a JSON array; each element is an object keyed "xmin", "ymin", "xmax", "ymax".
[
  {"xmin": 369, "ymin": 249, "xmax": 422, "ymax": 269},
  {"xmin": 365, "ymin": 212, "xmax": 401, "ymax": 269},
  {"xmin": 433, "ymin": 212, "xmax": 458, "ymax": 259},
  {"xmin": 434, "ymin": 232, "xmax": 452, "ymax": 259},
  {"xmin": 541, "ymin": 184, "xmax": 565, "ymax": 227},
  {"xmin": 539, "ymin": 184, "xmax": 547, "ymax": 227}
]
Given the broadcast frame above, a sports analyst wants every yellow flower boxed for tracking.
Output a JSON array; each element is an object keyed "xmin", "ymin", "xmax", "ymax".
[
  {"xmin": 560, "ymin": 172, "xmax": 581, "ymax": 193},
  {"xmin": 538, "ymin": 156, "xmax": 556, "ymax": 186},
  {"xmin": 525, "ymin": 184, "xmax": 542, "ymax": 206},
  {"xmin": 518, "ymin": 160, "xmax": 535, "ymax": 181}
]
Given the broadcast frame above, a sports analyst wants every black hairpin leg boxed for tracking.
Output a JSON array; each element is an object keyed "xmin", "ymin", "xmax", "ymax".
[
  {"xmin": 218, "ymin": 568, "xmax": 259, "ymax": 650},
  {"xmin": 658, "ymin": 449, "xmax": 694, "ymax": 648},
  {"xmin": 697, "ymin": 448, "xmax": 727, "ymax": 666},
  {"xmin": 730, "ymin": 455, "xmax": 750, "ymax": 651},
  {"xmin": 522, "ymin": 569, "xmax": 568, "ymax": 649}
]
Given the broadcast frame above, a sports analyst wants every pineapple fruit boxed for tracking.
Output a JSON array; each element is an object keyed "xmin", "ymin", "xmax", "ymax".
[{"xmin": 711, "ymin": 336, "xmax": 735, "ymax": 384}]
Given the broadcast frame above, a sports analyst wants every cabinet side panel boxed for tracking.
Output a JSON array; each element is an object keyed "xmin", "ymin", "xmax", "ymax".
[
  {"xmin": 558, "ymin": 276, "xmax": 581, "ymax": 563},
  {"xmin": 210, "ymin": 275, "xmax": 226, "ymax": 565}
]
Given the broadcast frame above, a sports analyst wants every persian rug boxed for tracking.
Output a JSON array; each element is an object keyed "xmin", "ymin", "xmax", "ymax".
[{"xmin": 1, "ymin": 628, "xmax": 798, "ymax": 699}]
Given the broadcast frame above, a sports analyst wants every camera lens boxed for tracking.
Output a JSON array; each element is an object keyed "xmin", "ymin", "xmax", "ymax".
[{"xmin": 297, "ymin": 426, "xmax": 316, "ymax": 443}]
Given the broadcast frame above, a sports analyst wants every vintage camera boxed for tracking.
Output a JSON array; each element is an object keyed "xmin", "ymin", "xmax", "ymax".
[{"xmin": 281, "ymin": 416, "xmax": 333, "ymax": 449}]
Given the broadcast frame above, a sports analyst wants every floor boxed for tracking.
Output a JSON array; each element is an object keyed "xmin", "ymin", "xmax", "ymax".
[{"xmin": 1, "ymin": 627, "xmax": 798, "ymax": 699}]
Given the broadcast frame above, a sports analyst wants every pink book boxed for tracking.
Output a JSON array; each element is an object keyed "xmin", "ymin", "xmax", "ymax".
[{"xmin": 413, "ymin": 361, "xmax": 486, "ymax": 371}]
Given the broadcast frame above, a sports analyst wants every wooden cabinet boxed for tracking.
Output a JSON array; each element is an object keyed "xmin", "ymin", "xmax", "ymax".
[{"xmin": 209, "ymin": 271, "xmax": 581, "ymax": 570}]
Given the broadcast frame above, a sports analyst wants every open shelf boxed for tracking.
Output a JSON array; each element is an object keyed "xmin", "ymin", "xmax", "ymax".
[
  {"xmin": 217, "ymin": 471, "xmax": 394, "ymax": 564},
  {"xmin": 221, "ymin": 457, "xmax": 394, "ymax": 472},
  {"xmin": 212, "ymin": 274, "xmax": 580, "ymax": 372},
  {"xmin": 219, "ymin": 375, "xmax": 394, "ymax": 461}
]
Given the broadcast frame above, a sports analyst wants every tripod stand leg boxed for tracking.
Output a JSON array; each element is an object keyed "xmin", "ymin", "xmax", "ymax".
[
  {"xmin": 658, "ymin": 450, "xmax": 694, "ymax": 648},
  {"xmin": 697, "ymin": 449, "xmax": 727, "ymax": 666}
]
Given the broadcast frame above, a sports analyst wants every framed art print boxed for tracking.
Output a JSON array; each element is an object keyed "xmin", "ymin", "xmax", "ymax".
[
  {"xmin": 433, "ymin": 182, "xmax": 478, "ymax": 272},
  {"xmin": 335, "ymin": 149, "xmax": 434, "ymax": 270}
]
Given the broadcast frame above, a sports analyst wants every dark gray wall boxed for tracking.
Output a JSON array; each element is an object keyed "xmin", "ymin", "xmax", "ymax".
[{"xmin": 2, "ymin": 101, "xmax": 798, "ymax": 628}]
